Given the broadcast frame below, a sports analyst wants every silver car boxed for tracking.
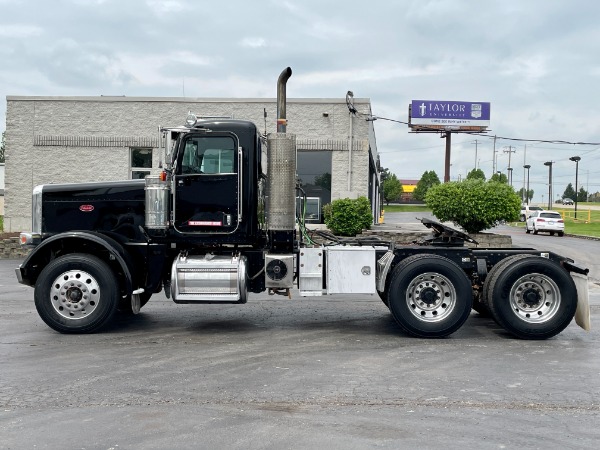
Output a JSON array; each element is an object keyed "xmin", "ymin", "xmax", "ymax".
[{"xmin": 525, "ymin": 210, "xmax": 565, "ymax": 236}]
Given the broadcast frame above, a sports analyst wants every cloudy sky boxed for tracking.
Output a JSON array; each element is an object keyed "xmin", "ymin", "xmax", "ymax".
[{"xmin": 2, "ymin": 0, "xmax": 599, "ymax": 203}]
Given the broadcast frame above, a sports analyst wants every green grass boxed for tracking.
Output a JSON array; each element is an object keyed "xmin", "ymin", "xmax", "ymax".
[
  {"xmin": 558, "ymin": 208, "xmax": 600, "ymax": 237},
  {"xmin": 382, "ymin": 204, "xmax": 431, "ymax": 213}
]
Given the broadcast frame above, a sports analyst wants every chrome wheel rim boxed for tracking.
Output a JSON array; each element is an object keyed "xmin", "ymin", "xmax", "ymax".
[
  {"xmin": 406, "ymin": 272, "xmax": 457, "ymax": 322},
  {"xmin": 50, "ymin": 270, "xmax": 100, "ymax": 320},
  {"xmin": 509, "ymin": 273, "xmax": 561, "ymax": 323}
]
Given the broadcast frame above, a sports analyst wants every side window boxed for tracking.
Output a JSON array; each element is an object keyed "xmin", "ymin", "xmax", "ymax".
[
  {"xmin": 180, "ymin": 136, "xmax": 235, "ymax": 175},
  {"xmin": 130, "ymin": 148, "xmax": 152, "ymax": 179}
]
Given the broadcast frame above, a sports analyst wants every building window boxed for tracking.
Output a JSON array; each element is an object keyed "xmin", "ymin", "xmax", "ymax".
[
  {"xmin": 297, "ymin": 151, "xmax": 332, "ymax": 222},
  {"xmin": 130, "ymin": 148, "xmax": 152, "ymax": 179}
]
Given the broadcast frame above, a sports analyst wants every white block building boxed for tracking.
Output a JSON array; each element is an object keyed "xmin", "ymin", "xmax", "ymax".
[{"xmin": 3, "ymin": 96, "xmax": 380, "ymax": 232}]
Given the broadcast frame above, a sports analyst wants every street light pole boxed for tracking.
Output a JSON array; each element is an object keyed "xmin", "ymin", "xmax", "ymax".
[
  {"xmin": 570, "ymin": 156, "xmax": 581, "ymax": 219},
  {"xmin": 524, "ymin": 164, "xmax": 531, "ymax": 205},
  {"xmin": 472, "ymin": 140, "xmax": 479, "ymax": 170},
  {"xmin": 507, "ymin": 167, "xmax": 513, "ymax": 187},
  {"xmin": 544, "ymin": 161, "xmax": 553, "ymax": 210}
]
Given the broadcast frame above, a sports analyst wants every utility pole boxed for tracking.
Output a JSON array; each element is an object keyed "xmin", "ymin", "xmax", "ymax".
[
  {"xmin": 492, "ymin": 135, "xmax": 497, "ymax": 174},
  {"xmin": 570, "ymin": 156, "xmax": 581, "ymax": 219},
  {"xmin": 522, "ymin": 144, "xmax": 527, "ymax": 203},
  {"xmin": 443, "ymin": 131, "xmax": 452, "ymax": 182},
  {"xmin": 503, "ymin": 146, "xmax": 516, "ymax": 186},
  {"xmin": 544, "ymin": 161, "xmax": 553, "ymax": 210},
  {"xmin": 472, "ymin": 140, "xmax": 479, "ymax": 170},
  {"xmin": 503, "ymin": 146, "xmax": 516, "ymax": 170}
]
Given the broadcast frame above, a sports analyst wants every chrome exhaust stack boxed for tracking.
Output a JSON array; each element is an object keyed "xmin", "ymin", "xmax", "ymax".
[
  {"xmin": 276, "ymin": 67, "xmax": 292, "ymax": 133},
  {"xmin": 266, "ymin": 67, "xmax": 296, "ymax": 287}
]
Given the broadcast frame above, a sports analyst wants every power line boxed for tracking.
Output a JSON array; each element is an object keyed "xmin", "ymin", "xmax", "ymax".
[{"xmin": 369, "ymin": 115, "xmax": 600, "ymax": 146}]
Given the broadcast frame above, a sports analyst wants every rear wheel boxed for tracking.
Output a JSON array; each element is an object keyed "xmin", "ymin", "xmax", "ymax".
[
  {"xmin": 387, "ymin": 254, "xmax": 472, "ymax": 338},
  {"xmin": 533, "ymin": 226, "xmax": 539, "ymax": 235},
  {"xmin": 483, "ymin": 254, "xmax": 535, "ymax": 319},
  {"xmin": 558, "ymin": 231, "xmax": 564, "ymax": 237},
  {"xmin": 487, "ymin": 256, "xmax": 577, "ymax": 339},
  {"xmin": 34, "ymin": 253, "xmax": 119, "ymax": 333}
]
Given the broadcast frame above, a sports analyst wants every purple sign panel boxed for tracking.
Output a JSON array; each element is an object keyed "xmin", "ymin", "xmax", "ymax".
[{"xmin": 410, "ymin": 100, "xmax": 491, "ymax": 127}]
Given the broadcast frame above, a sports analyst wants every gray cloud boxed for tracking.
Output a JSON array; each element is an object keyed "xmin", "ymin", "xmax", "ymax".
[{"xmin": 1, "ymin": 0, "xmax": 600, "ymax": 199}]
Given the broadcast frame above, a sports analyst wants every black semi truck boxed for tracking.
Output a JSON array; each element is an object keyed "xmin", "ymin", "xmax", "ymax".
[{"xmin": 15, "ymin": 68, "xmax": 590, "ymax": 339}]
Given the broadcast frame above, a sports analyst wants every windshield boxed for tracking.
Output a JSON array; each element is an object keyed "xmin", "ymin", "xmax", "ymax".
[{"xmin": 540, "ymin": 212, "xmax": 561, "ymax": 219}]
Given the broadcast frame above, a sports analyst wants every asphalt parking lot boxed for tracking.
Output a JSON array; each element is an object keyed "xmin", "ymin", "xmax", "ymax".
[{"xmin": 2, "ymin": 258, "xmax": 600, "ymax": 449}]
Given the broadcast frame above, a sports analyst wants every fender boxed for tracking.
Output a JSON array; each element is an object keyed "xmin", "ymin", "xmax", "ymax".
[{"xmin": 16, "ymin": 231, "xmax": 135, "ymax": 295}]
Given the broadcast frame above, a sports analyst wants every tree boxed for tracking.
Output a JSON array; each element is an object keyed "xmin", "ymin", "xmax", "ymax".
[
  {"xmin": 0, "ymin": 131, "xmax": 5, "ymax": 163},
  {"xmin": 517, "ymin": 187, "xmax": 534, "ymax": 203},
  {"xmin": 413, "ymin": 170, "xmax": 441, "ymax": 201},
  {"xmin": 382, "ymin": 173, "xmax": 403, "ymax": 205},
  {"xmin": 489, "ymin": 172, "xmax": 508, "ymax": 183},
  {"xmin": 314, "ymin": 172, "xmax": 331, "ymax": 191},
  {"xmin": 466, "ymin": 168, "xmax": 486, "ymax": 181},
  {"xmin": 425, "ymin": 180, "xmax": 521, "ymax": 234},
  {"xmin": 380, "ymin": 167, "xmax": 391, "ymax": 182},
  {"xmin": 577, "ymin": 186, "xmax": 588, "ymax": 202},
  {"xmin": 562, "ymin": 183, "xmax": 576, "ymax": 200}
]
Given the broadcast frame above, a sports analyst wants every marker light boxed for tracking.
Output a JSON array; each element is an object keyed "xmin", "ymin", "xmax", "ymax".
[{"xmin": 185, "ymin": 113, "xmax": 197, "ymax": 127}]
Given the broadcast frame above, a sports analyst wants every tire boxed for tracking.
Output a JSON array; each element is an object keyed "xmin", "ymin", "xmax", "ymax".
[
  {"xmin": 387, "ymin": 254, "xmax": 472, "ymax": 338},
  {"xmin": 486, "ymin": 256, "xmax": 578, "ymax": 339},
  {"xmin": 525, "ymin": 225, "xmax": 531, "ymax": 234},
  {"xmin": 550, "ymin": 231, "xmax": 555, "ymax": 236},
  {"xmin": 533, "ymin": 227, "xmax": 538, "ymax": 235},
  {"xmin": 558, "ymin": 232, "xmax": 564, "ymax": 237},
  {"xmin": 520, "ymin": 214, "xmax": 526, "ymax": 222},
  {"xmin": 482, "ymin": 254, "xmax": 535, "ymax": 320},
  {"xmin": 34, "ymin": 253, "xmax": 119, "ymax": 333}
]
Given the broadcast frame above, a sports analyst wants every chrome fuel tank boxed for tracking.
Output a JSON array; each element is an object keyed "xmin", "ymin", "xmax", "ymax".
[{"xmin": 170, "ymin": 254, "xmax": 247, "ymax": 303}]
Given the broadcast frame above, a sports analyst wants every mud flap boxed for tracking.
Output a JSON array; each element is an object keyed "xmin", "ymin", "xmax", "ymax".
[
  {"xmin": 131, "ymin": 288, "xmax": 144, "ymax": 315},
  {"xmin": 571, "ymin": 272, "xmax": 590, "ymax": 331}
]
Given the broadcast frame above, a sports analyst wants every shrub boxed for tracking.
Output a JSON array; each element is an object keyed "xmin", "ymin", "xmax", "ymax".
[
  {"xmin": 323, "ymin": 196, "xmax": 373, "ymax": 236},
  {"xmin": 425, "ymin": 180, "xmax": 521, "ymax": 234}
]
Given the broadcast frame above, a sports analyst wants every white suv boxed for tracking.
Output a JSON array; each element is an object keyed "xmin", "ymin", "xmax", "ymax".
[
  {"xmin": 520, "ymin": 205, "xmax": 544, "ymax": 222},
  {"xmin": 525, "ymin": 210, "xmax": 565, "ymax": 236}
]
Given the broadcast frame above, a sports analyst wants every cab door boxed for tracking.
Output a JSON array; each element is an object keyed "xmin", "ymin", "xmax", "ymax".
[{"xmin": 173, "ymin": 133, "xmax": 242, "ymax": 234}]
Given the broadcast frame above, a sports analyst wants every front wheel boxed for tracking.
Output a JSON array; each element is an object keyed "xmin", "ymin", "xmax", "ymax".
[
  {"xmin": 487, "ymin": 256, "xmax": 578, "ymax": 339},
  {"xmin": 34, "ymin": 253, "xmax": 119, "ymax": 333},
  {"xmin": 387, "ymin": 254, "xmax": 472, "ymax": 338}
]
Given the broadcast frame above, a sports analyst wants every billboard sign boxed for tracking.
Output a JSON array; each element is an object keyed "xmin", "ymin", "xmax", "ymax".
[{"xmin": 410, "ymin": 100, "xmax": 491, "ymax": 130}]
